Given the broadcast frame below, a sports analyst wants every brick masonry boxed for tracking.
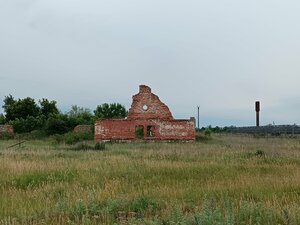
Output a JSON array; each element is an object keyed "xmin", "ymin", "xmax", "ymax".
[
  {"xmin": 127, "ymin": 85, "xmax": 173, "ymax": 120},
  {"xmin": 94, "ymin": 85, "xmax": 195, "ymax": 142},
  {"xmin": 0, "ymin": 125, "xmax": 14, "ymax": 134},
  {"xmin": 74, "ymin": 125, "xmax": 93, "ymax": 133}
]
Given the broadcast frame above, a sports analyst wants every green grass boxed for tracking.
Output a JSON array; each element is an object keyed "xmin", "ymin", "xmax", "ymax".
[
  {"xmin": 13, "ymin": 170, "xmax": 77, "ymax": 189},
  {"xmin": 0, "ymin": 134, "xmax": 300, "ymax": 224}
]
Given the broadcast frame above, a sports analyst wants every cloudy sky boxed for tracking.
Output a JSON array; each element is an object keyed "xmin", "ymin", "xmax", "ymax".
[{"xmin": 0, "ymin": 0, "xmax": 299, "ymax": 127}]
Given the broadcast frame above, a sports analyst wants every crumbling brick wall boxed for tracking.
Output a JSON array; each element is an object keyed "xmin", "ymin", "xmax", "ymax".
[
  {"xmin": 0, "ymin": 125, "xmax": 14, "ymax": 134},
  {"xmin": 127, "ymin": 85, "xmax": 173, "ymax": 120},
  {"xmin": 94, "ymin": 119, "xmax": 195, "ymax": 141},
  {"xmin": 152, "ymin": 119, "xmax": 195, "ymax": 140},
  {"xmin": 94, "ymin": 85, "xmax": 195, "ymax": 142},
  {"xmin": 74, "ymin": 125, "xmax": 93, "ymax": 133}
]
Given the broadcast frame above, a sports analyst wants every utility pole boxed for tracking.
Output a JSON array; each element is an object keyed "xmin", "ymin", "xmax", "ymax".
[{"xmin": 197, "ymin": 106, "xmax": 200, "ymax": 129}]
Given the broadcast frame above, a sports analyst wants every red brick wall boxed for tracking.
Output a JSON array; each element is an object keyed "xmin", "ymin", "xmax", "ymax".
[
  {"xmin": 127, "ymin": 85, "xmax": 173, "ymax": 120},
  {"xmin": 94, "ymin": 119, "xmax": 135, "ymax": 141},
  {"xmin": 74, "ymin": 125, "xmax": 92, "ymax": 133},
  {"xmin": 153, "ymin": 120, "xmax": 195, "ymax": 140},
  {"xmin": 0, "ymin": 125, "xmax": 14, "ymax": 134},
  {"xmin": 94, "ymin": 119, "xmax": 195, "ymax": 142}
]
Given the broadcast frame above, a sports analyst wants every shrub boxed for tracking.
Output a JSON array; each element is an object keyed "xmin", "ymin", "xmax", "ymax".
[
  {"xmin": 50, "ymin": 134, "xmax": 64, "ymax": 144},
  {"xmin": 204, "ymin": 128, "xmax": 212, "ymax": 137},
  {"xmin": 0, "ymin": 132, "xmax": 14, "ymax": 140},
  {"xmin": 195, "ymin": 133, "xmax": 211, "ymax": 142},
  {"xmin": 26, "ymin": 130, "xmax": 47, "ymax": 139},
  {"xmin": 66, "ymin": 196, "xmax": 161, "ymax": 223},
  {"xmin": 44, "ymin": 116, "xmax": 69, "ymax": 135},
  {"xmin": 94, "ymin": 142, "xmax": 106, "ymax": 151},
  {"xmin": 72, "ymin": 143, "xmax": 93, "ymax": 151},
  {"xmin": 69, "ymin": 142, "xmax": 106, "ymax": 151},
  {"xmin": 64, "ymin": 132, "xmax": 81, "ymax": 145},
  {"xmin": 135, "ymin": 126, "xmax": 144, "ymax": 139},
  {"xmin": 64, "ymin": 132, "xmax": 93, "ymax": 145},
  {"xmin": 255, "ymin": 149, "xmax": 265, "ymax": 157},
  {"xmin": 10, "ymin": 116, "xmax": 45, "ymax": 133}
]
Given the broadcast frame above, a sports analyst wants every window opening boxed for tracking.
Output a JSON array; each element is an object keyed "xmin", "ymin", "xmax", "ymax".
[
  {"xmin": 147, "ymin": 126, "xmax": 154, "ymax": 137},
  {"xmin": 135, "ymin": 126, "xmax": 144, "ymax": 139}
]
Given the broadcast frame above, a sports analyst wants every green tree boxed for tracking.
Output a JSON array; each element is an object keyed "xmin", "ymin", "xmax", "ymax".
[
  {"xmin": 39, "ymin": 98, "xmax": 59, "ymax": 118},
  {"xmin": 67, "ymin": 105, "xmax": 95, "ymax": 125},
  {"xmin": 2, "ymin": 95, "xmax": 39, "ymax": 121},
  {"xmin": 0, "ymin": 114, "xmax": 5, "ymax": 124},
  {"xmin": 10, "ymin": 116, "xmax": 44, "ymax": 133},
  {"xmin": 44, "ymin": 114, "xmax": 69, "ymax": 135},
  {"xmin": 2, "ymin": 95, "xmax": 61, "ymax": 133},
  {"xmin": 2, "ymin": 95, "xmax": 16, "ymax": 121},
  {"xmin": 94, "ymin": 103, "xmax": 127, "ymax": 119}
]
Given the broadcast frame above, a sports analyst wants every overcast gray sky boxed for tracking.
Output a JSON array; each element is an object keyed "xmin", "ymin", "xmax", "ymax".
[{"xmin": 0, "ymin": 0, "xmax": 299, "ymax": 127}]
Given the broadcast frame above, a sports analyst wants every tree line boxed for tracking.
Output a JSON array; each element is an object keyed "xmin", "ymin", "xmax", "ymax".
[{"xmin": 0, "ymin": 95, "xmax": 127, "ymax": 134}]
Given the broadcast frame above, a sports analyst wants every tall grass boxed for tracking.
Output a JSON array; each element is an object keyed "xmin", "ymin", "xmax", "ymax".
[{"xmin": 0, "ymin": 134, "xmax": 300, "ymax": 224}]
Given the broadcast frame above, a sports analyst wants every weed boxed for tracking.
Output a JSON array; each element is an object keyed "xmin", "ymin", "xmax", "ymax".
[
  {"xmin": 51, "ymin": 134, "xmax": 64, "ymax": 144},
  {"xmin": 69, "ymin": 142, "xmax": 106, "ymax": 151},
  {"xmin": 72, "ymin": 143, "xmax": 94, "ymax": 151},
  {"xmin": 204, "ymin": 128, "xmax": 212, "ymax": 137},
  {"xmin": 64, "ymin": 131, "xmax": 93, "ymax": 145},
  {"xmin": 283, "ymin": 208, "xmax": 290, "ymax": 225},
  {"xmin": 195, "ymin": 201, "xmax": 223, "ymax": 225},
  {"xmin": 255, "ymin": 149, "xmax": 265, "ymax": 157},
  {"xmin": 195, "ymin": 133, "xmax": 212, "ymax": 142},
  {"xmin": 131, "ymin": 196, "xmax": 158, "ymax": 215},
  {"xmin": 94, "ymin": 142, "xmax": 106, "ymax": 151},
  {"xmin": 0, "ymin": 132, "xmax": 14, "ymax": 140},
  {"xmin": 71, "ymin": 199, "xmax": 86, "ymax": 219},
  {"xmin": 14, "ymin": 170, "xmax": 77, "ymax": 189}
]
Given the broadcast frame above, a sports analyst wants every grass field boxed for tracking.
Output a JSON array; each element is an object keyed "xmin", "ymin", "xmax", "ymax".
[{"xmin": 1, "ymin": 134, "xmax": 300, "ymax": 224}]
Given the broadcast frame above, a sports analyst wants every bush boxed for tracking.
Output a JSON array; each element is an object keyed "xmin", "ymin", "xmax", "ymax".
[
  {"xmin": 64, "ymin": 132, "xmax": 81, "ymax": 145},
  {"xmin": 64, "ymin": 132, "xmax": 93, "ymax": 145},
  {"xmin": 255, "ymin": 149, "xmax": 265, "ymax": 157},
  {"xmin": 195, "ymin": 132, "xmax": 212, "ymax": 142},
  {"xmin": 50, "ymin": 134, "xmax": 64, "ymax": 144},
  {"xmin": 26, "ymin": 130, "xmax": 47, "ymax": 139},
  {"xmin": 72, "ymin": 143, "xmax": 93, "ymax": 151},
  {"xmin": 69, "ymin": 142, "xmax": 106, "ymax": 151},
  {"xmin": 45, "ymin": 113, "xmax": 94, "ymax": 136},
  {"xmin": 94, "ymin": 142, "xmax": 106, "ymax": 150},
  {"xmin": 0, "ymin": 132, "xmax": 14, "ymax": 140},
  {"xmin": 204, "ymin": 128, "xmax": 212, "ymax": 137},
  {"xmin": 245, "ymin": 149, "xmax": 266, "ymax": 159},
  {"xmin": 44, "ymin": 116, "xmax": 69, "ymax": 135},
  {"xmin": 10, "ymin": 116, "xmax": 45, "ymax": 133}
]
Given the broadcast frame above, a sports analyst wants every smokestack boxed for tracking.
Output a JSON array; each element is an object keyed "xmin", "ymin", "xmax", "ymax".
[{"xmin": 255, "ymin": 101, "xmax": 260, "ymax": 127}]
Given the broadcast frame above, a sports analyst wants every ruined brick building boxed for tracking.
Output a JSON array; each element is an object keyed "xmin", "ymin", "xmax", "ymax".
[{"xmin": 94, "ymin": 85, "xmax": 195, "ymax": 142}]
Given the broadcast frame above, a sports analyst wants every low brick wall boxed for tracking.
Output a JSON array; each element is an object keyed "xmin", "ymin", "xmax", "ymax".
[
  {"xmin": 0, "ymin": 125, "xmax": 14, "ymax": 134},
  {"xmin": 94, "ymin": 119, "xmax": 195, "ymax": 142},
  {"xmin": 74, "ymin": 125, "xmax": 93, "ymax": 133},
  {"xmin": 95, "ymin": 120, "xmax": 135, "ymax": 141}
]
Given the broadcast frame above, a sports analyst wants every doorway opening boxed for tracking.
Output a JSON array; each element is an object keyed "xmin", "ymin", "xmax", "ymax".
[
  {"xmin": 147, "ymin": 126, "xmax": 154, "ymax": 138},
  {"xmin": 135, "ymin": 126, "xmax": 144, "ymax": 139}
]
